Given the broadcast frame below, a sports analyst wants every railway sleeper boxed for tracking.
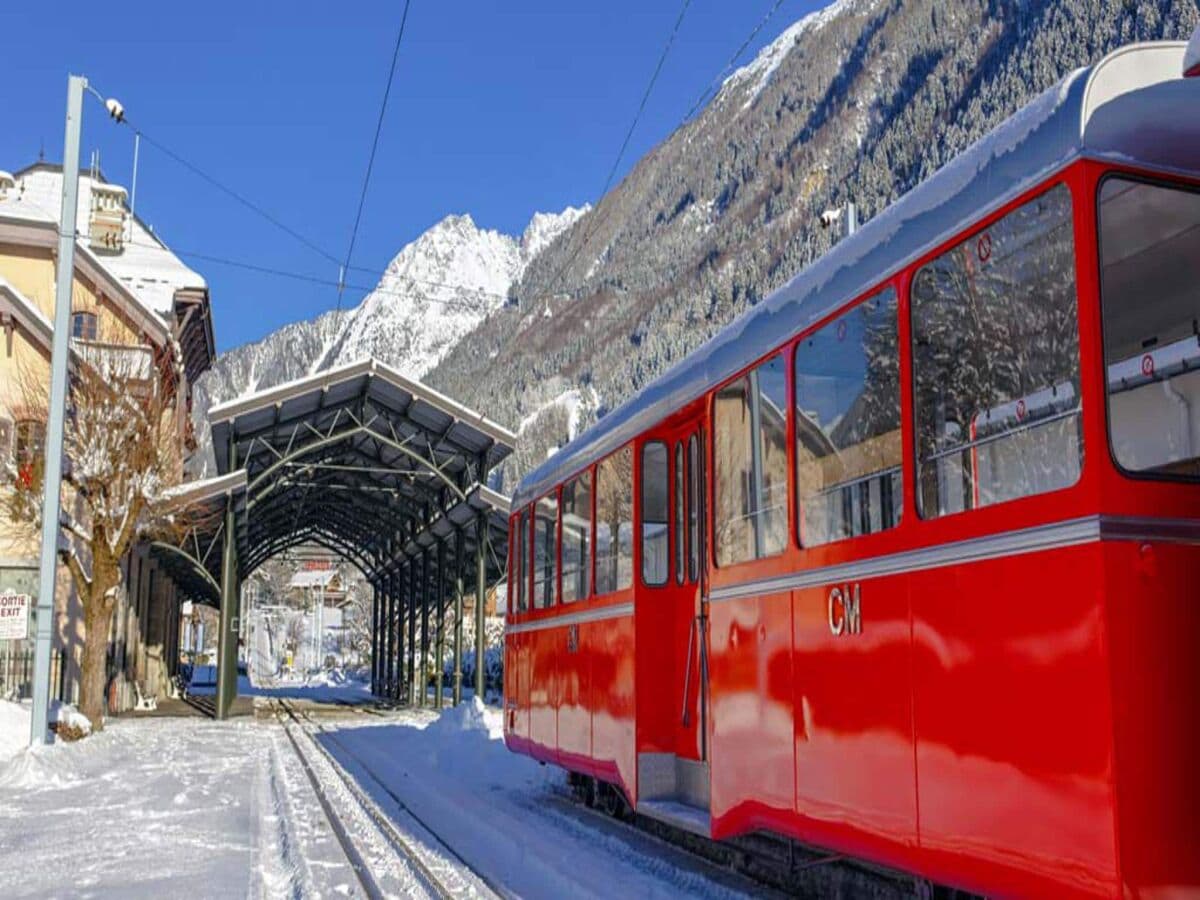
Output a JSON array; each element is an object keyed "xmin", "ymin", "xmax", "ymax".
[{"xmin": 566, "ymin": 773, "xmax": 982, "ymax": 899}]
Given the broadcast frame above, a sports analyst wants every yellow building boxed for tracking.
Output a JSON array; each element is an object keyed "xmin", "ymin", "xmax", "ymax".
[{"xmin": 0, "ymin": 162, "xmax": 215, "ymax": 710}]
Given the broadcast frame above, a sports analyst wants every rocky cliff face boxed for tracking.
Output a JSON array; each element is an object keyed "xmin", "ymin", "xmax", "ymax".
[
  {"xmin": 197, "ymin": 0, "xmax": 1198, "ymax": 488},
  {"xmin": 191, "ymin": 206, "xmax": 585, "ymax": 474},
  {"xmin": 426, "ymin": 0, "xmax": 1197, "ymax": 492}
]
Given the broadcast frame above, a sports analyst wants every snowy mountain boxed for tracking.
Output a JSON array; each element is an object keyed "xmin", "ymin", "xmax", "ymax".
[
  {"xmin": 429, "ymin": 0, "xmax": 1199, "ymax": 493},
  {"xmin": 190, "ymin": 205, "xmax": 585, "ymax": 474},
  {"xmin": 198, "ymin": 0, "xmax": 1199, "ymax": 489}
]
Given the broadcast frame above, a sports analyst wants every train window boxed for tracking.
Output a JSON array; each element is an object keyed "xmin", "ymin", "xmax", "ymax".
[
  {"xmin": 596, "ymin": 446, "xmax": 634, "ymax": 594},
  {"xmin": 687, "ymin": 434, "xmax": 701, "ymax": 581},
  {"xmin": 561, "ymin": 471, "xmax": 592, "ymax": 603},
  {"xmin": 532, "ymin": 494, "xmax": 559, "ymax": 608},
  {"xmin": 515, "ymin": 508, "xmax": 529, "ymax": 612},
  {"xmin": 1099, "ymin": 177, "xmax": 1200, "ymax": 480},
  {"xmin": 912, "ymin": 183, "xmax": 1082, "ymax": 518},
  {"xmin": 794, "ymin": 288, "xmax": 901, "ymax": 546},
  {"xmin": 674, "ymin": 442, "xmax": 685, "ymax": 585},
  {"xmin": 714, "ymin": 353, "xmax": 788, "ymax": 565},
  {"xmin": 641, "ymin": 442, "xmax": 670, "ymax": 586}
]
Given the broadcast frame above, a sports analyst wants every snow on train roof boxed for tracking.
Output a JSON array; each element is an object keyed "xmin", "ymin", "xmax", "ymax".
[{"xmin": 513, "ymin": 41, "xmax": 1198, "ymax": 510}]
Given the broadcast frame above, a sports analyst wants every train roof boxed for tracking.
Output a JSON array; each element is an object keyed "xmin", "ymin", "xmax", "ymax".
[{"xmin": 513, "ymin": 40, "xmax": 1200, "ymax": 510}]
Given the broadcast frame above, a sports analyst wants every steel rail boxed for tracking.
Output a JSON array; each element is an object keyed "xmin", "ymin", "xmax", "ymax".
[
  {"xmin": 274, "ymin": 699, "xmax": 505, "ymax": 900},
  {"xmin": 270, "ymin": 701, "xmax": 384, "ymax": 900}
]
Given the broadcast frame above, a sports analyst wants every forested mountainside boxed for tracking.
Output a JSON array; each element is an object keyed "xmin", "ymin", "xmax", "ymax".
[
  {"xmin": 190, "ymin": 206, "xmax": 585, "ymax": 474},
  {"xmin": 426, "ymin": 0, "xmax": 1198, "ymax": 490},
  {"xmin": 196, "ymin": 0, "xmax": 1198, "ymax": 487}
]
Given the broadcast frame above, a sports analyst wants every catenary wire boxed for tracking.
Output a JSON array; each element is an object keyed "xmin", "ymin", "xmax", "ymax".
[
  {"xmin": 339, "ymin": 0, "xmax": 414, "ymax": 315},
  {"xmin": 538, "ymin": 0, "xmax": 695, "ymax": 304}
]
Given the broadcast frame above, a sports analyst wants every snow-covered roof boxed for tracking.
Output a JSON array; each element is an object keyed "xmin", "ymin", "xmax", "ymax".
[
  {"xmin": 289, "ymin": 569, "xmax": 339, "ymax": 590},
  {"xmin": 513, "ymin": 40, "xmax": 1200, "ymax": 509},
  {"xmin": 0, "ymin": 163, "xmax": 207, "ymax": 321}
]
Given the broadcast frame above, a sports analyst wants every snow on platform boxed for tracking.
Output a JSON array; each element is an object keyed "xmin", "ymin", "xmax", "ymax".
[
  {"xmin": 319, "ymin": 699, "xmax": 761, "ymax": 899},
  {"xmin": 0, "ymin": 696, "xmax": 763, "ymax": 898},
  {"xmin": 0, "ymin": 712, "xmax": 361, "ymax": 898}
]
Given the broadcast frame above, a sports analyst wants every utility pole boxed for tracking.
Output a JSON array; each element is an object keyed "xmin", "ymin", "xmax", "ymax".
[{"xmin": 29, "ymin": 75, "xmax": 85, "ymax": 746}]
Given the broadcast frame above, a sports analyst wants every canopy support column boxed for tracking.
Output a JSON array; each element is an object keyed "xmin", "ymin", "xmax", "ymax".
[
  {"xmin": 452, "ymin": 528, "xmax": 465, "ymax": 706},
  {"xmin": 216, "ymin": 487, "xmax": 240, "ymax": 720},
  {"xmin": 400, "ymin": 566, "xmax": 410, "ymax": 700},
  {"xmin": 384, "ymin": 571, "xmax": 395, "ymax": 699},
  {"xmin": 474, "ymin": 509, "xmax": 487, "ymax": 700},
  {"xmin": 407, "ymin": 558, "xmax": 417, "ymax": 705},
  {"xmin": 419, "ymin": 550, "xmax": 430, "ymax": 708},
  {"xmin": 435, "ymin": 540, "xmax": 446, "ymax": 709},
  {"xmin": 370, "ymin": 579, "xmax": 380, "ymax": 695}
]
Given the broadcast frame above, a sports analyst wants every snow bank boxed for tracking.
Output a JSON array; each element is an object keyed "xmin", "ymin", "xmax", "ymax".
[
  {"xmin": 0, "ymin": 700, "xmax": 29, "ymax": 762},
  {"xmin": 0, "ymin": 699, "xmax": 94, "ymax": 790}
]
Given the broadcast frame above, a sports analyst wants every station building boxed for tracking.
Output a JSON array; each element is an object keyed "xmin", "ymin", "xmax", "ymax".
[{"xmin": 0, "ymin": 161, "xmax": 215, "ymax": 711}]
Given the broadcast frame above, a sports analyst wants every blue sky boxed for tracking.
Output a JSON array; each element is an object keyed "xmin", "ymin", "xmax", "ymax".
[{"xmin": 0, "ymin": 2, "xmax": 823, "ymax": 352}]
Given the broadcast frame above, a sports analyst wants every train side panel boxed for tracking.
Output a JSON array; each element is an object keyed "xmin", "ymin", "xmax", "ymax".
[
  {"xmin": 708, "ymin": 589, "xmax": 795, "ymax": 835},
  {"xmin": 1104, "ymin": 536, "xmax": 1200, "ymax": 896},
  {"xmin": 910, "ymin": 542, "xmax": 1117, "ymax": 898},
  {"xmin": 789, "ymin": 572, "xmax": 917, "ymax": 867}
]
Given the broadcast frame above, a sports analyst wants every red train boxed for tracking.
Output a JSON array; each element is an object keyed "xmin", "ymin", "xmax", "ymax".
[{"xmin": 504, "ymin": 35, "xmax": 1200, "ymax": 898}]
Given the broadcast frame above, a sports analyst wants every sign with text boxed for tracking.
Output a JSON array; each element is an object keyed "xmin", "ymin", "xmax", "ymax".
[{"xmin": 0, "ymin": 591, "xmax": 31, "ymax": 641}]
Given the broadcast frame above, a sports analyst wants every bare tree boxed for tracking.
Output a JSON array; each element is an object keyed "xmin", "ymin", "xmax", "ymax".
[{"xmin": 3, "ymin": 324, "xmax": 190, "ymax": 732}]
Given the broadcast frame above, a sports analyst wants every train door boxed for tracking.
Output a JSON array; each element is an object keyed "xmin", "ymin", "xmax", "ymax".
[{"xmin": 634, "ymin": 416, "xmax": 709, "ymax": 819}]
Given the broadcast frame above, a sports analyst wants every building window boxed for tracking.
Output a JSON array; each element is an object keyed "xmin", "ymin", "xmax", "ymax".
[
  {"xmin": 595, "ymin": 446, "xmax": 634, "ymax": 595},
  {"xmin": 561, "ymin": 471, "xmax": 592, "ymax": 603},
  {"xmin": 911, "ymin": 183, "xmax": 1082, "ymax": 517},
  {"xmin": 794, "ymin": 287, "xmax": 902, "ymax": 546},
  {"xmin": 714, "ymin": 353, "xmax": 788, "ymax": 566},
  {"xmin": 532, "ymin": 495, "xmax": 558, "ymax": 609},
  {"xmin": 14, "ymin": 419, "xmax": 45, "ymax": 470},
  {"xmin": 641, "ymin": 441, "xmax": 669, "ymax": 587},
  {"xmin": 71, "ymin": 311, "xmax": 98, "ymax": 341},
  {"xmin": 1099, "ymin": 177, "xmax": 1200, "ymax": 479}
]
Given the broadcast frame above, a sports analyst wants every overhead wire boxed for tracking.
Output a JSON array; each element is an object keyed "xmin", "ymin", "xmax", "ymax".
[
  {"xmin": 105, "ymin": 233, "xmax": 705, "ymax": 325},
  {"xmin": 80, "ymin": 2, "xmax": 795, "ymax": 333},
  {"xmin": 537, "ymin": 0, "xmax": 695, "ymax": 305},
  {"xmin": 338, "ymin": 0, "xmax": 414, "ymax": 316}
]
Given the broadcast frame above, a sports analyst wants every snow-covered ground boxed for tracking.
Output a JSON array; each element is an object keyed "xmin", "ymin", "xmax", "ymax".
[
  {"xmin": 188, "ymin": 666, "xmax": 375, "ymax": 704},
  {"xmin": 0, "ymin": 713, "xmax": 363, "ymax": 898},
  {"xmin": 0, "ymin": 696, "xmax": 762, "ymax": 898},
  {"xmin": 320, "ymin": 700, "xmax": 760, "ymax": 900}
]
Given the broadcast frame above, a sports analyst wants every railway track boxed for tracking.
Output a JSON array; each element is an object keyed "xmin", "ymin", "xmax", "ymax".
[{"xmin": 270, "ymin": 699, "xmax": 502, "ymax": 900}]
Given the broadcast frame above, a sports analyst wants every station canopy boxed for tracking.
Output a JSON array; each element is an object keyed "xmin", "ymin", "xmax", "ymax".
[{"xmin": 162, "ymin": 358, "xmax": 515, "ymax": 604}]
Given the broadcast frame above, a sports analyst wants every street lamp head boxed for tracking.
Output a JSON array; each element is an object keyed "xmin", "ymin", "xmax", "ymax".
[{"xmin": 104, "ymin": 97, "xmax": 125, "ymax": 124}]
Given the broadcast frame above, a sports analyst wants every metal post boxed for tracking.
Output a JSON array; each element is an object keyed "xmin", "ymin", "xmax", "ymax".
[
  {"xmin": 370, "ymin": 580, "xmax": 380, "ymax": 695},
  {"xmin": 29, "ymin": 75, "xmax": 85, "ymax": 746},
  {"xmin": 453, "ymin": 528, "xmax": 465, "ymax": 706},
  {"xmin": 475, "ymin": 510, "xmax": 487, "ymax": 701},
  {"xmin": 846, "ymin": 201, "xmax": 858, "ymax": 238},
  {"xmin": 380, "ymin": 572, "xmax": 388, "ymax": 696},
  {"xmin": 398, "ymin": 566, "xmax": 408, "ymax": 700},
  {"xmin": 215, "ymin": 487, "xmax": 239, "ymax": 720},
  {"xmin": 435, "ymin": 540, "xmax": 446, "ymax": 709},
  {"xmin": 420, "ymin": 551, "xmax": 430, "ymax": 709},
  {"xmin": 389, "ymin": 570, "xmax": 400, "ymax": 700},
  {"xmin": 407, "ymin": 558, "xmax": 417, "ymax": 705}
]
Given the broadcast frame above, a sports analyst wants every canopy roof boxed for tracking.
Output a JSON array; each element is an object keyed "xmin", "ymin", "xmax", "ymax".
[{"xmin": 206, "ymin": 358, "xmax": 515, "ymax": 587}]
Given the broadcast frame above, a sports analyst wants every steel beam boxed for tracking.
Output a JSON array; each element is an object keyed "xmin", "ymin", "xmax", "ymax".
[
  {"xmin": 453, "ymin": 528, "xmax": 465, "ymax": 706},
  {"xmin": 370, "ymin": 579, "xmax": 380, "ymax": 695},
  {"xmin": 475, "ymin": 509, "xmax": 487, "ymax": 700},
  {"xmin": 435, "ymin": 539, "xmax": 446, "ymax": 709},
  {"xmin": 395, "ymin": 562, "xmax": 405, "ymax": 702},
  {"xmin": 407, "ymin": 558, "xmax": 417, "ymax": 705},
  {"xmin": 419, "ymin": 550, "xmax": 430, "ymax": 708},
  {"xmin": 216, "ymin": 488, "xmax": 240, "ymax": 720}
]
